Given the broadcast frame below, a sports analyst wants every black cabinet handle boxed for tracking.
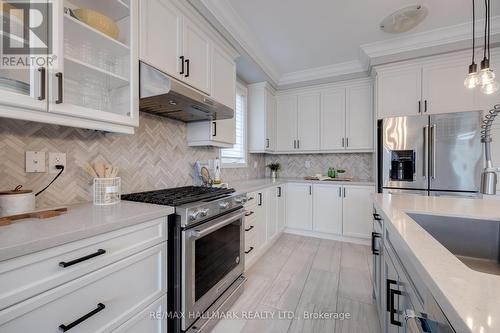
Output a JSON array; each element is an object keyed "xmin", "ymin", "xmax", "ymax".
[
  {"xmin": 297, "ymin": 140, "xmax": 300, "ymax": 149},
  {"xmin": 386, "ymin": 279, "xmax": 397, "ymax": 311},
  {"xmin": 343, "ymin": 188, "xmax": 346, "ymax": 198},
  {"xmin": 55, "ymin": 72, "xmax": 63, "ymax": 104},
  {"xmin": 309, "ymin": 185, "xmax": 312, "ymax": 195},
  {"xmin": 346, "ymin": 138, "xmax": 349, "ymax": 147},
  {"xmin": 212, "ymin": 121, "xmax": 217, "ymax": 137},
  {"xmin": 418, "ymin": 100, "xmax": 422, "ymax": 114},
  {"xmin": 278, "ymin": 187, "xmax": 282, "ymax": 197},
  {"xmin": 371, "ymin": 232, "xmax": 381, "ymax": 255},
  {"xmin": 258, "ymin": 193, "xmax": 262, "ymax": 206},
  {"xmin": 390, "ymin": 289, "xmax": 402, "ymax": 327},
  {"xmin": 59, "ymin": 249, "xmax": 106, "ymax": 268},
  {"xmin": 38, "ymin": 67, "xmax": 46, "ymax": 101},
  {"xmin": 179, "ymin": 56, "xmax": 185, "ymax": 75},
  {"xmin": 424, "ymin": 100, "xmax": 428, "ymax": 113},
  {"xmin": 59, "ymin": 303, "xmax": 105, "ymax": 332},
  {"xmin": 185, "ymin": 58, "xmax": 190, "ymax": 77},
  {"xmin": 245, "ymin": 225, "xmax": 254, "ymax": 232},
  {"xmin": 373, "ymin": 213, "xmax": 382, "ymax": 221},
  {"xmin": 245, "ymin": 211, "xmax": 254, "ymax": 217},
  {"xmin": 245, "ymin": 247, "xmax": 254, "ymax": 254},
  {"xmin": 266, "ymin": 138, "xmax": 270, "ymax": 148}
]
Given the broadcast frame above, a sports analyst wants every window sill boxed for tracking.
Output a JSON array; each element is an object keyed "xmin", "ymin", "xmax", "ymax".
[{"xmin": 222, "ymin": 163, "xmax": 248, "ymax": 169}]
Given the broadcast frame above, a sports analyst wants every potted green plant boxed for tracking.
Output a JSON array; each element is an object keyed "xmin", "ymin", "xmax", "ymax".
[{"xmin": 266, "ymin": 162, "xmax": 281, "ymax": 180}]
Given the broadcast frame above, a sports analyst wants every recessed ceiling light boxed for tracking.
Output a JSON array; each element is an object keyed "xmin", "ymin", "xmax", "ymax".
[{"xmin": 380, "ymin": 5, "xmax": 428, "ymax": 33}]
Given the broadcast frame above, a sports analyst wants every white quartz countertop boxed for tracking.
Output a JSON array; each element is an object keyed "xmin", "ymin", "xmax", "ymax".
[
  {"xmin": 373, "ymin": 193, "xmax": 500, "ymax": 333},
  {"xmin": 230, "ymin": 178, "xmax": 375, "ymax": 193},
  {"xmin": 0, "ymin": 201, "xmax": 174, "ymax": 261}
]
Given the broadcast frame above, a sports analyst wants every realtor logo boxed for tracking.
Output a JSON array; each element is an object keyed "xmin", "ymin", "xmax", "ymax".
[{"xmin": 1, "ymin": 1, "xmax": 54, "ymax": 67}]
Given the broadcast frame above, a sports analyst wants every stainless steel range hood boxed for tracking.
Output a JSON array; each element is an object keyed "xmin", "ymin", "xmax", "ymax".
[{"xmin": 139, "ymin": 62, "xmax": 234, "ymax": 122}]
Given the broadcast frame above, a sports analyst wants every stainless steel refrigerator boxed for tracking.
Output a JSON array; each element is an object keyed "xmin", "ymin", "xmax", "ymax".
[{"xmin": 378, "ymin": 111, "xmax": 483, "ymax": 197}]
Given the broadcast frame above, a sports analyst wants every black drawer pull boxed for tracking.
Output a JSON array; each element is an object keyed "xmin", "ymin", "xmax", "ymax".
[
  {"xmin": 390, "ymin": 289, "xmax": 402, "ymax": 327},
  {"xmin": 247, "ymin": 197, "xmax": 255, "ymax": 201},
  {"xmin": 371, "ymin": 232, "xmax": 381, "ymax": 255},
  {"xmin": 373, "ymin": 213, "xmax": 382, "ymax": 221},
  {"xmin": 245, "ymin": 247, "xmax": 254, "ymax": 254},
  {"xmin": 245, "ymin": 225, "xmax": 254, "ymax": 232},
  {"xmin": 245, "ymin": 211, "xmax": 254, "ymax": 217},
  {"xmin": 386, "ymin": 279, "xmax": 397, "ymax": 311},
  {"xmin": 55, "ymin": 72, "xmax": 63, "ymax": 104},
  {"xmin": 59, "ymin": 249, "xmax": 106, "ymax": 268},
  {"xmin": 258, "ymin": 193, "xmax": 262, "ymax": 206},
  {"xmin": 59, "ymin": 303, "xmax": 105, "ymax": 332}
]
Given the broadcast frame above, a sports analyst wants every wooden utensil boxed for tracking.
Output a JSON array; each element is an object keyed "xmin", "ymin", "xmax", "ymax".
[
  {"xmin": 93, "ymin": 162, "xmax": 105, "ymax": 178},
  {"xmin": 83, "ymin": 162, "xmax": 98, "ymax": 178},
  {"xmin": 104, "ymin": 165, "xmax": 112, "ymax": 178},
  {"xmin": 0, "ymin": 207, "xmax": 68, "ymax": 226}
]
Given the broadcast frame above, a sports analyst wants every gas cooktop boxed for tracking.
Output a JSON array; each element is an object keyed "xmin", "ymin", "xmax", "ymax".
[{"xmin": 121, "ymin": 186, "xmax": 236, "ymax": 206}]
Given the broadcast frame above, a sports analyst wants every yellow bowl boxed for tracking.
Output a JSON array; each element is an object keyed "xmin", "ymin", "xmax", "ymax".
[{"xmin": 73, "ymin": 8, "xmax": 119, "ymax": 40}]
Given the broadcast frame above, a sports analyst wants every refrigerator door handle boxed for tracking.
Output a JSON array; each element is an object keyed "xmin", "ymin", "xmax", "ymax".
[
  {"xmin": 430, "ymin": 124, "xmax": 437, "ymax": 179},
  {"xmin": 423, "ymin": 125, "xmax": 429, "ymax": 179}
]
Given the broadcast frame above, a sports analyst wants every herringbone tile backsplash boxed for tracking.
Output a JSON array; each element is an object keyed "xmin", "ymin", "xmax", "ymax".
[
  {"xmin": 265, "ymin": 154, "xmax": 374, "ymax": 181},
  {"xmin": 0, "ymin": 113, "xmax": 265, "ymax": 208}
]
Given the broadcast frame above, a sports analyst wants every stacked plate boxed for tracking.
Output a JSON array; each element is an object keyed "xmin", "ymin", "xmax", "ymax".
[{"xmin": 0, "ymin": 77, "xmax": 30, "ymax": 95}]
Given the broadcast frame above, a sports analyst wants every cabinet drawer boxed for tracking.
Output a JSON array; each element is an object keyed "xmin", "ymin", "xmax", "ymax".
[
  {"xmin": 0, "ymin": 244, "xmax": 166, "ymax": 333},
  {"xmin": 0, "ymin": 218, "xmax": 166, "ymax": 309},
  {"xmin": 113, "ymin": 295, "xmax": 167, "ymax": 333}
]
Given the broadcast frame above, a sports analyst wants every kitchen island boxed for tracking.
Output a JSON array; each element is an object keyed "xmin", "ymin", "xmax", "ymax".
[{"xmin": 373, "ymin": 193, "xmax": 500, "ymax": 333}]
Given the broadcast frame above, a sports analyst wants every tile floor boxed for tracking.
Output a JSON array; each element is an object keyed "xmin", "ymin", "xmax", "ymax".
[{"xmin": 212, "ymin": 234, "xmax": 382, "ymax": 333}]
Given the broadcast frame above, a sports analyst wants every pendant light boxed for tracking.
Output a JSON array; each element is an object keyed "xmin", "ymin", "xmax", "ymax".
[
  {"xmin": 479, "ymin": 0, "xmax": 499, "ymax": 94},
  {"xmin": 464, "ymin": 0, "xmax": 479, "ymax": 88}
]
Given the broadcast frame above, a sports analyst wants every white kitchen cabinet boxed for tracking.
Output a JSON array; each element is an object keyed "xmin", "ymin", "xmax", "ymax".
[
  {"xmin": 321, "ymin": 88, "xmax": 345, "ymax": 150},
  {"xmin": 422, "ymin": 58, "xmax": 475, "ymax": 115},
  {"xmin": 113, "ymin": 295, "xmax": 167, "ymax": 333},
  {"xmin": 187, "ymin": 120, "xmax": 234, "ymax": 148},
  {"xmin": 139, "ymin": 0, "xmax": 182, "ymax": 80},
  {"xmin": 342, "ymin": 185, "xmax": 375, "ymax": 239},
  {"xmin": 182, "ymin": 18, "xmax": 211, "ymax": 94},
  {"xmin": 276, "ymin": 95, "xmax": 298, "ymax": 151},
  {"xmin": 211, "ymin": 44, "xmax": 236, "ymax": 109},
  {"xmin": 286, "ymin": 183, "xmax": 313, "ymax": 231},
  {"xmin": 276, "ymin": 185, "xmax": 286, "ymax": 232},
  {"xmin": 267, "ymin": 187, "xmax": 278, "ymax": 241},
  {"xmin": 255, "ymin": 190, "xmax": 268, "ymax": 247},
  {"xmin": 312, "ymin": 184, "xmax": 343, "ymax": 235},
  {"xmin": 297, "ymin": 93, "xmax": 321, "ymax": 151},
  {"xmin": 345, "ymin": 83, "xmax": 373, "ymax": 150},
  {"xmin": 248, "ymin": 83, "xmax": 277, "ymax": 152},
  {"xmin": 0, "ymin": 245, "xmax": 166, "ymax": 333},
  {"xmin": 376, "ymin": 66, "xmax": 422, "ymax": 119}
]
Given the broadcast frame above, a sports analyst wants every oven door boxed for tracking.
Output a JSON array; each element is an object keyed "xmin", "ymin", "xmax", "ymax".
[{"xmin": 182, "ymin": 208, "xmax": 245, "ymax": 330}]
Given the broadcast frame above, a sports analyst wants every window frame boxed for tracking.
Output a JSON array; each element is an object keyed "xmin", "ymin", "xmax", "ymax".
[{"xmin": 221, "ymin": 82, "xmax": 248, "ymax": 168}]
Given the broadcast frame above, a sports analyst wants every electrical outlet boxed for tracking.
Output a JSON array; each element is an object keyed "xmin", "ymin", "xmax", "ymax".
[
  {"xmin": 26, "ymin": 151, "xmax": 46, "ymax": 173},
  {"xmin": 305, "ymin": 160, "xmax": 311, "ymax": 168},
  {"xmin": 49, "ymin": 153, "xmax": 66, "ymax": 174}
]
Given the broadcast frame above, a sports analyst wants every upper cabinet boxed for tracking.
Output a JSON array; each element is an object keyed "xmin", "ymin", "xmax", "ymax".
[
  {"xmin": 0, "ymin": 0, "xmax": 139, "ymax": 134},
  {"xmin": 375, "ymin": 50, "xmax": 500, "ymax": 119},
  {"xmin": 181, "ymin": 19, "xmax": 211, "ymax": 94},
  {"xmin": 248, "ymin": 83, "xmax": 277, "ymax": 153},
  {"xmin": 271, "ymin": 78, "xmax": 374, "ymax": 153}
]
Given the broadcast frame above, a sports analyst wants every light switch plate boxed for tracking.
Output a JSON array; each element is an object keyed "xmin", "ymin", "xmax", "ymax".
[
  {"xmin": 26, "ymin": 151, "xmax": 46, "ymax": 173},
  {"xmin": 49, "ymin": 153, "xmax": 66, "ymax": 174}
]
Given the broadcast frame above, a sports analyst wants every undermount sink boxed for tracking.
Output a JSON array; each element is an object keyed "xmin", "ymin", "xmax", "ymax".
[{"xmin": 407, "ymin": 213, "xmax": 500, "ymax": 276}]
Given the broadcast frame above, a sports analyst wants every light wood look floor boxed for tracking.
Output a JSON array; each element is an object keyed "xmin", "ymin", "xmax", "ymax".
[{"xmin": 212, "ymin": 234, "xmax": 382, "ymax": 333}]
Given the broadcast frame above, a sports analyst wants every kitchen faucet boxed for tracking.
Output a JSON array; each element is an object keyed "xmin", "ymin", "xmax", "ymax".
[{"xmin": 481, "ymin": 104, "xmax": 500, "ymax": 194}]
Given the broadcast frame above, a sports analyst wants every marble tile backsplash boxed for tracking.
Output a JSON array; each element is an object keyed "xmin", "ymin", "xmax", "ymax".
[
  {"xmin": 265, "ymin": 153, "xmax": 375, "ymax": 181},
  {"xmin": 0, "ymin": 113, "xmax": 265, "ymax": 208}
]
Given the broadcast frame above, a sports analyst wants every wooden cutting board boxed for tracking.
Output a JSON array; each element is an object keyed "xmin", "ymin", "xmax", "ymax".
[
  {"xmin": 0, "ymin": 207, "xmax": 68, "ymax": 226},
  {"xmin": 304, "ymin": 176, "xmax": 353, "ymax": 181}
]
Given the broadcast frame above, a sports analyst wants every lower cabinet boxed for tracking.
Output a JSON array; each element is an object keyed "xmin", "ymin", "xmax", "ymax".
[
  {"xmin": 286, "ymin": 183, "xmax": 313, "ymax": 230},
  {"xmin": 113, "ymin": 295, "xmax": 167, "ymax": 333},
  {"xmin": 287, "ymin": 183, "xmax": 375, "ymax": 239},
  {"xmin": 312, "ymin": 184, "xmax": 343, "ymax": 234},
  {"xmin": 342, "ymin": 185, "xmax": 375, "ymax": 239},
  {"xmin": 0, "ymin": 245, "xmax": 166, "ymax": 333},
  {"xmin": 276, "ymin": 185, "xmax": 286, "ymax": 232}
]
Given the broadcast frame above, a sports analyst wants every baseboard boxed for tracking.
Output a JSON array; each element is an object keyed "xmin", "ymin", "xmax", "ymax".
[{"xmin": 283, "ymin": 228, "xmax": 370, "ymax": 246}]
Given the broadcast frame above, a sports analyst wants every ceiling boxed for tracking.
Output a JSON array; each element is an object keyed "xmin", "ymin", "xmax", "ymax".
[{"xmin": 195, "ymin": 0, "xmax": 500, "ymax": 87}]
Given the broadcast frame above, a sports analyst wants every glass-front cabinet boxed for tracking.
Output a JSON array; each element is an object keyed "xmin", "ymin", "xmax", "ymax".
[
  {"xmin": 0, "ymin": 1, "xmax": 48, "ymax": 111},
  {"xmin": 0, "ymin": 0, "xmax": 138, "ymax": 134}
]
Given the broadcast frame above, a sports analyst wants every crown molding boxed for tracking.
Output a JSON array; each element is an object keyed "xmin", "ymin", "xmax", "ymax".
[
  {"xmin": 361, "ymin": 16, "xmax": 500, "ymax": 60},
  {"xmin": 198, "ymin": 0, "xmax": 282, "ymax": 85},
  {"xmin": 278, "ymin": 60, "xmax": 367, "ymax": 87}
]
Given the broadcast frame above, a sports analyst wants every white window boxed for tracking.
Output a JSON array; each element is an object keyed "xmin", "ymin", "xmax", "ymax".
[{"xmin": 221, "ymin": 84, "xmax": 247, "ymax": 167}]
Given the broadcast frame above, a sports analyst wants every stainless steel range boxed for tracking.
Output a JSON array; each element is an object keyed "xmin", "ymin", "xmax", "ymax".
[{"xmin": 122, "ymin": 186, "xmax": 247, "ymax": 333}]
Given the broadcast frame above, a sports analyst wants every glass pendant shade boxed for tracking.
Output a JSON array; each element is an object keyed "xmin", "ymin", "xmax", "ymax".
[
  {"xmin": 464, "ymin": 63, "xmax": 480, "ymax": 88},
  {"xmin": 480, "ymin": 80, "xmax": 500, "ymax": 94},
  {"xmin": 480, "ymin": 68, "xmax": 496, "ymax": 85}
]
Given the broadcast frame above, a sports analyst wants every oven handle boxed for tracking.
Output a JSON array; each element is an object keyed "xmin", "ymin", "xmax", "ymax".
[{"xmin": 191, "ymin": 210, "xmax": 244, "ymax": 239}]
